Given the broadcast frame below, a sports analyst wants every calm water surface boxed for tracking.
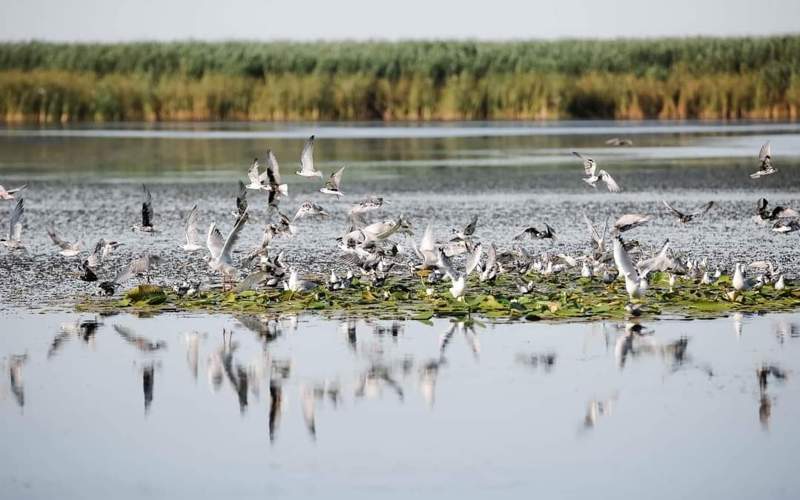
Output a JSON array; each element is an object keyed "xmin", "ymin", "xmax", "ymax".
[{"xmin": 2, "ymin": 311, "xmax": 800, "ymax": 499}]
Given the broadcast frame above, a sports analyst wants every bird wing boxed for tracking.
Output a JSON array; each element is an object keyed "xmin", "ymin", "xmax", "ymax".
[
  {"xmin": 6, "ymin": 184, "xmax": 27, "ymax": 195},
  {"xmin": 265, "ymin": 149, "xmax": 282, "ymax": 185},
  {"xmin": 326, "ymin": 166, "xmax": 345, "ymax": 191},
  {"xmin": 466, "ymin": 243, "xmax": 483, "ymax": 275},
  {"xmin": 691, "ymin": 201, "xmax": 715, "ymax": 217},
  {"xmin": 485, "ymin": 243, "xmax": 497, "ymax": 271},
  {"xmin": 463, "ymin": 214, "xmax": 478, "ymax": 236},
  {"xmin": 47, "ymin": 228, "xmax": 71, "ymax": 249},
  {"xmin": 207, "ymin": 223, "xmax": 225, "ymax": 260},
  {"xmin": 419, "ymin": 223, "xmax": 435, "ymax": 253},
  {"xmin": 220, "ymin": 212, "xmax": 249, "ymax": 260},
  {"xmin": 662, "ymin": 200, "xmax": 686, "ymax": 219},
  {"xmin": 185, "ymin": 205, "xmax": 200, "ymax": 245},
  {"xmin": 236, "ymin": 180, "xmax": 248, "ymax": 216},
  {"xmin": 436, "ymin": 249, "xmax": 457, "ymax": 280},
  {"xmin": 599, "ymin": 170, "xmax": 620, "ymax": 192},
  {"xmin": 8, "ymin": 198, "xmax": 23, "ymax": 240},
  {"xmin": 759, "ymin": 141, "xmax": 771, "ymax": 163},
  {"xmin": 583, "ymin": 213, "xmax": 602, "ymax": 245},
  {"xmin": 114, "ymin": 256, "xmax": 148, "ymax": 284},
  {"xmin": 141, "ymin": 185, "xmax": 153, "ymax": 227},
  {"xmin": 300, "ymin": 135, "xmax": 315, "ymax": 173},
  {"xmin": 248, "ymin": 159, "xmax": 261, "ymax": 185},
  {"xmin": 573, "ymin": 151, "xmax": 595, "ymax": 176}
]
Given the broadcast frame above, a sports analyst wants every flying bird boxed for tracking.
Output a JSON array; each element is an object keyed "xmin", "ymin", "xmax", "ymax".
[
  {"xmin": 613, "ymin": 213, "xmax": 650, "ymax": 232},
  {"xmin": 297, "ymin": 135, "xmax": 323, "ymax": 178},
  {"xmin": 232, "ymin": 180, "xmax": 248, "ymax": 221},
  {"xmin": 750, "ymin": 141, "xmax": 777, "ymax": 178},
  {"xmin": 605, "ymin": 137, "xmax": 633, "ymax": 146},
  {"xmin": 0, "ymin": 184, "xmax": 27, "ymax": 201},
  {"xmin": 662, "ymin": 200, "xmax": 715, "ymax": 223},
  {"xmin": 133, "ymin": 184, "xmax": 155, "ymax": 232},
  {"xmin": 1, "ymin": 197, "xmax": 24, "ymax": 249},
  {"xmin": 47, "ymin": 227, "xmax": 82, "ymax": 256},
  {"xmin": 182, "ymin": 205, "xmax": 203, "ymax": 252},
  {"xmin": 573, "ymin": 152, "xmax": 620, "ymax": 192},
  {"xmin": 206, "ymin": 212, "xmax": 249, "ymax": 285},
  {"xmin": 513, "ymin": 223, "xmax": 556, "ymax": 240},
  {"xmin": 320, "ymin": 166, "xmax": 346, "ymax": 197}
]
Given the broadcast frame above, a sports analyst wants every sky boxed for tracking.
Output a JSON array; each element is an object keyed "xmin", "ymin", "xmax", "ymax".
[{"xmin": 0, "ymin": 0, "xmax": 798, "ymax": 41}]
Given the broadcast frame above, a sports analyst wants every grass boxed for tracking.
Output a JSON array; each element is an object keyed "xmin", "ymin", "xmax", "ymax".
[{"xmin": 1, "ymin": 37, "xmax": 799, "ymax": 122}]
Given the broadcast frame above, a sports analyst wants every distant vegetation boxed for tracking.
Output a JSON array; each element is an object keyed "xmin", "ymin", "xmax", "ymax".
[{"xmin": 0, "ymin": 38, "xmax": 798, "ymax": 122}]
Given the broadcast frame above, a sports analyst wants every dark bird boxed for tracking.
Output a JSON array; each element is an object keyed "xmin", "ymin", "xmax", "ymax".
[
  {"xmin": 513, "ymin": 223, "xmax": 556, "ymax": 240},
  {"xmin": 662, "ymin": 200, "xmax": 715, "ymax": 223}
]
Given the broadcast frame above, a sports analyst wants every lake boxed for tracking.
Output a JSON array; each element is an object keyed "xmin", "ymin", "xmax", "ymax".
[{"xmin": 1, "ymin": 120, "xmax": 800, "ymax": 498}]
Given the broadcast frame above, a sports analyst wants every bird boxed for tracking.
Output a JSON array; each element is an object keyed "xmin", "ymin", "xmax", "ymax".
[
  {"xmin": 293, "ymin": 201, "xmax": 329, "ymax": 221},
  {"xmin": 263, "ymin": 149, "xmax": 289, "ymax": 197},
  {"xmin": 605, "ymin": 137, "xmax": 633, "ymax": 146},
  {"xmin": 85, "ymin": 238, "xmax": 120, "ymax": 268},
  {"xmin": 133, "ymin": 184, "xmax": 155, "ymax": 232},
  {"xmin": 100, "ymin": 253, "xmax": 162, "ymax": 294},
  {"xmin": 613, "ymin": 213, "xmax": 650, "ymax": 232},
  {"xmin": 232, "ymin": 180, "xmax": 248, "ymax": 221},
  {"xmin": 182, "ymin": 205, "xmax": 203, "ymax": 252},
  {"xmin": 755, "ymin": 198, "xmax": 799, "ymax": 222},
  {"xmin": 0, "ymin": 183, "xmax": 27, "ymax": 201},
  {"xmin": 206, "ymin": 212, "xmax": 249, "ymax": 286},
  {"xmin": 246, "ymin": 158, "xmax": 268, "ymax": 191},
  {"xmin": 283, "ymin": 268, "xmax": 318, "ymax": 293},
  {"xmin": 350, "ymin": 196, "xmax": 384, "ymax": 215},
  {"xmin": 412, "ymin": 223, "xmax": 438, "ymax": 269},
  {"xmin": 733, "ymin": 263, "xmax": 757, "ymax": 292},
  {"xmin": 47, "ymin": 227, "xmax": 82, "ymax": 256},
  {"xmin": 573, "ymin": 152, "xmax": 620, "ymax": 192},
  {"xmin": 613, "ymin": 236, "xmax": 653, "ymax": 301},
  {"xmin": 320, "ymin": 166, "xmax": 346, "ymax": 197},
  {"xmin": 451, "ymin": 215, "xmax": 478, "ymax": 242},
  {"xmin": 513, "ymin": 223, "xmax": 556, "ymax": 240},
  {"xmin": 1, "ymin": 197, "xmax": 24, "ymax": 249},
  {"xmin": 750, "ymin": 141, "xmax": 777, "ymax": 178},
  {"xmin": 662, "ymin": 200, "xmax": 715, "ymax": 223},
  {"xmin": 296, "ymin": 135, "xmax": 323, "ymax": 178},
  {"xmin": 583, "ymin": 213, "xmax": 608, "ymax": 254}
]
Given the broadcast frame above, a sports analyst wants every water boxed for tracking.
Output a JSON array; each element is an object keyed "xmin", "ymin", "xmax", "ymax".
[
  {"xmin": 1, "ymin": 120, "xmax": 799, "ymax": 307},
  {"xmin": 2, "ymin": 310, "xmax": 800, "ymax": 499},
  {"xmin": 1, "ymin": 121, "xmax": 800, "ymax": 497}
]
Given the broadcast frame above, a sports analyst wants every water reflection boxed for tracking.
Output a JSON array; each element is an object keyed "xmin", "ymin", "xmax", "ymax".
[{"xmin": 4, "ymin": 310, "xmax": 800, "ymax": 500}]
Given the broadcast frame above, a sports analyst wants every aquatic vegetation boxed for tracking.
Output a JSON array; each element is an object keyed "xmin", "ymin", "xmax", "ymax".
[
  {"xmin": 78, "ymin": 273, "xmax": 800, "ymax": 322},
  {"xmin": 1, "ymin": 37, "xmax": 799, "ymax": 122}
]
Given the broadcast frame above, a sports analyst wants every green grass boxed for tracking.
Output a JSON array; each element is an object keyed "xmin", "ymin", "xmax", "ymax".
[{"xmin": 1, "ymin": 37, "xmax": 799, "ymax": 122}]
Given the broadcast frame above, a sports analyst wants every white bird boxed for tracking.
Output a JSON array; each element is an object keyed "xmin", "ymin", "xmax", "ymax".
[
  {"xmin": 0, "ymin": 184, "xmax": 27, "ymax": 201},
  {"xmin": 206, "ymin": 212, "xmax": 249, "ymax": 284},
  {"xmin": 320, "ymin": 166, "xmax": 346, "ymax": 197},
  {"xmin": 613, "ymin": 237, "xmax": 652, "ymax": 300},
  {"xmin": 246, "ymin": 158, "xmax": 268, "ymax": 191},
  {"xmin": 614, "ymin": 213, "xmax": 650, "ymax": 232},
  {"xmin": 101, "ymin": 253, "xmax": 162, "ymax": 294},
  {"xmin": 573, "ymin": 152, "xmax": 620, "ymax": 192},
  {"xmin": 750, "ymin": 141, "xmax": 777, "ymax": 178},
  {"xmin": 47, "ymin": 227, "xmax": 82, "ymax": 256},
  {"xmin": 775, "ymin": 275, "xmax": 786, "ymax": 291},
  {"xmin": 1, "ymin": 197, "xmax": 24, "ymax": 249},
  {"xmin": 412, "ymin": 223, "xmax": 438, "ymax": 269},
  {"xmin": 296, "ymin": 135, "xmax": 323, "ymax": 178},
  {"xmin": 85, "ymin": 238, "xmax": 120, "ymax": 269},
  {"xmin": 283, "ymin": 268, "xmax": 317, "ymax": 293},
  {"xmin": 182, "ymin": 205, "xmax": 203, "ymax": 252},
  {"xmin": 733, "ymin": 263, "xmax": 756, "ymax": 292},
  {"xmin": 581, "ymin": 261, "xmax": 593, "ymax": 278}
]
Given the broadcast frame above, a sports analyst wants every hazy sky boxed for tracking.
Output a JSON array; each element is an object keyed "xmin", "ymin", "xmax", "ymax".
[{"xmin": 1, "ymin": 0, "xmax": 798, "ymax": 41}]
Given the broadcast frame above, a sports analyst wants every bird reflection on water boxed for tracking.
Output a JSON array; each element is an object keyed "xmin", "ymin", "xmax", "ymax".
[{"xmin": 3, "ymin": 312, "xmax": 798, "ymax": 445}]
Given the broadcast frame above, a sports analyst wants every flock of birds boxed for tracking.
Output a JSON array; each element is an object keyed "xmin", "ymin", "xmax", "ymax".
[{"xmin": 0, "ymin": 136, "xmax": 795, "ymax": 309}]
